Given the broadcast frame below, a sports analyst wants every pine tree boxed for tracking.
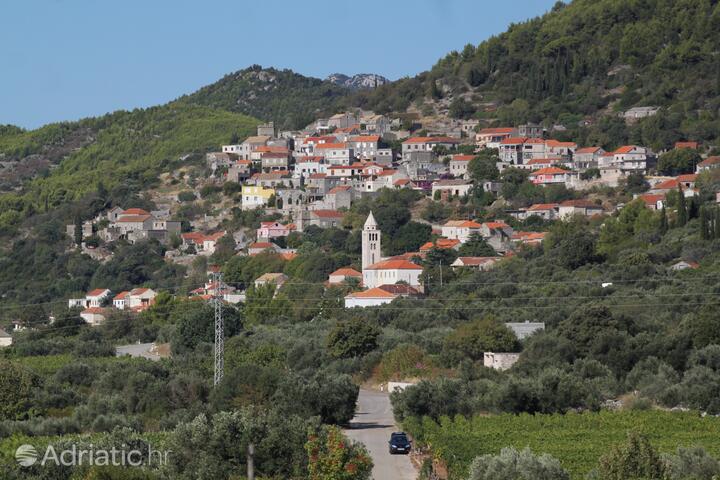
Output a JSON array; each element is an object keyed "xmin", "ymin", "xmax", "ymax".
[{"xmin": 677, "ymin": 185, "xmax": 688, "ymax": 227}]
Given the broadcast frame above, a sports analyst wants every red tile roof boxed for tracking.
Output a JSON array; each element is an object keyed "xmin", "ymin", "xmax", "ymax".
[
  {"xmin": 501, "ymin": 137, "xmax": 528, "ymax": 145},
  {"xmin": 575, "ymin": 147, "xmax": 603, "ymax": 154},
  {"xmin": 451, "ymin": 155, "xmax": 475, "ymax": 162},
  {"xmin": 640, "ymin": 194, "xmax": 665, "ymax": 205},
  {"xmin": 365, "ymin": 259, "xmax": 423, "ymax": 270},
  {"xmin": 116, "ymin": 215, "xmax": 151, "ymax": 223},
  {"xmin": 315, "ymin": 142, "xmax": 348, "ymax": 149},
  {"xmin": 113, "ymin": 291, "xmax": 129, "ymax": 300},
  {"xmin": 351, "ymin": 135, "xmax": 380, "ymax": 142},
  {"xmin": 528, "ymin": 203, "xmax": 559, "ymax": 211},
  {"xmin": 330, "ymin": 268, "xmax": 362, "ymax": 277},
  {"xmin": 614, "ymin": 146, "xmax": 637, "ymax": 154},
  {"xmin": 346, "ymin": 287, "xmax": 398, "ymax": 299},
  {"xmin": 699, "ymin": 156, "xmax": 720, "ymax": 167},
  {"xmin": 311, "ymin": 209, "xmax": 344, "ymax": 218},
  {"xmin": 675, "ymin": 141, "xmax": 698, "ymax": 149},
  {"xmin": 403, "ymin": 136, "xmax": 460, "ymax": 144},
  {"xmin": 87, "ymin": 288, "xmax": 109, "ymax": 297},
  {"xmin": 122, "ymin": 208, "xmax": 150, "ymax": 216},
  {"xmin": 249, "ymin": 242, "xmax": 275, "ymax": 249},
  {"xmin": 455, "ymin": 256, "xmax": 499, "ymax": 266},
  {"xmin": 478, "ymin": 128, "xmax": 515, "ymax": 135},
  {"xmin": 530, "ymin": 167, "xmax": 570, "ymax": 176},
  {"xmin": 419, "ymin": 238, "xmax": 461, "ymax": 251}
]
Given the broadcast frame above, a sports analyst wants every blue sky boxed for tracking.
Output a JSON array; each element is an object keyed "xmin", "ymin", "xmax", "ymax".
[{"xmin": 1, "ymin": 0, "xmax": 558, "ymax": 129}]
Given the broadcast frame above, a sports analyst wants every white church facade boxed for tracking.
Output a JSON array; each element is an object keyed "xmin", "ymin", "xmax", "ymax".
[{"xmin": 359, "ymin": 211, "xmax": 424, "ymax": 291}]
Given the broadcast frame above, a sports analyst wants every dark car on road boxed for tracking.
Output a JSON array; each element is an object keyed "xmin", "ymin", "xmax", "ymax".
[{"xmin": 388, "ymin": 431, "xmax": 411, "ymax": 454}]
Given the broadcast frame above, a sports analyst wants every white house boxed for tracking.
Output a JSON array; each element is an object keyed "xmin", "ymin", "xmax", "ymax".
[
  {"xmin": 441, "ymin": 220, "xmax": 482, "ymax": 243},
  {"xmin": 68, "ymin": 288, "xmax": 111, "ymax": 309},
  {"xmin": 315, "ymin": 143, "xmax": 354, "ymax": 165},
  {"xmin": 328, "ymin": 268, "xmax": 363, "ymax": 285},
  {"xmin": 432, "ymin": 179, "xmax": 473, "ymax": 199},
  {"xmin": 80, "ymin": 307, "xmax": 107, "ymax": 326},
  {"xmin": 402, "ymin": 136, "xmax": 460, "ymax": 160},
  {"xmin": 449, "ymin": 155, "xmax": 475, "ymax": 178},
  {"xmin": 344, "ymin": 287, "xmax": 398, "ymax": 308}
]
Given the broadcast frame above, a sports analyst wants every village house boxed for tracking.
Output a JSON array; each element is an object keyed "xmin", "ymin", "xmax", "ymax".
[
  {"xmin": 93, "ymin": 208, "xmax": 181, "ymax": 245},
  {"xmin": 206, "ymin": 151, "xmax": 236, "ymax": 170},
  {"xmin": 242, "ymin": 185, "xmax": 275, "ymax": 210},
  {"xmin": 505, "ymin": 321, "xmax": 546, "ymax": 340},
  {"xmin": 441, "ymin": 220, "xmax": 482, "ymax": 243},
  {"xmin": 328, "ymin": 268, "xmax": 363, "ymax": 286},
  {"xmin": 518, "ymin": 123, "xmax": 543, "ymax": 138},
  {"xmin": 558, "ymin": 199, "xmax": 605, "ymax": 218},
  {"xmin": 227, "ymin": 160, "xmax": 253, "ymax": 183},
  {"xmin": 294, "ymin": 156, "xmax": 327, "ymax": 178},
  {"xmin": 431, "ymin": 179, "xmax": 473, "ymax": 199},
  {"xmin": 80, "ymin": 307, "xmax": 107, "ymax": 326},
  {"xmin": 254, "ymin": 273, "xmax": 289, "ymax": 289},
  {"xmin": 249, "ymin": 171, "xmax": 294, "ymax": 189},
  {"xmin": 476, "ymin": 127, "xmax": 516, "ymax": 149},
  {"xmin": 526, "ymin": 203, "xmax": 560, "ymax": 220},
  {"xmin": 649, "ymin": 174, "xmax": 698, "ymax": 197},
  {"xmin": 611, "ymin": 146, "xmax": 656, "ymax": 173},
  {"xmin": 451, "ymin": 256, "xmax": 500, "ymax": 271},
  {"xmin": 498, "ymin": 137, "xmax": 527, "ymax": 164},
  {"xmin": 484, "ymin": 352, "xmax": 521, "ymax": 371},
  {"xmin": 528, "ymin": 167, "xmax": 579, "ymax": 187},
  {"xmin": 69, "ymin": 288, "xmax": 111, "ymax": 309},
  {"xmin": 670, "ymin": 260, "xmax": 700, "ymax": 271},
  {"xmin": 112, "ymin": 288, "xmax": 157, "ymax": 311},
  {"xmin": 360, "ymin": 113, "xmax": 390, "ymax": 135},
  {"xmin": 260, "ymin": 152, "xmax": 290, "ymax": 172},
  {"xmin": 419, "ymin": 238, "xmax": 462, "ymax": 252},
  {"xmin": 328, "ymin": 112, "xmax": 358, "ymax": 130},
  {"xmin": 449, "ymin": 154, "xmax": 475, "ymax": 178},
  {"xmin": 697, "ymin": 156, "xmax": 720, "ymax": 173},
  {"xmin": 180, "ymin": 231, "xmax": 226, "ymax": 254},
  {"xmin": 573, "ymin": 147, "xmax": 605, "ymax": 170},
  {"xmin": 348, "ymin": 135, "xmax": 381, "ymax": 159},
  {"xmin": 675, "ymin": 141, "xmax": 699, "ymax": 150},
  {"xmin": 511, "ymin": 231, "xmax": 547, "ymax": 246},
  {"xmin": 344, "ymin": 287, "xmax": 398, "ymax": 308},
  {"xmin": 257, "ymin": 122, "xmax": 276, "ymax": 137},
  {"xmin": 256, "ymin": 221, "xmax": 294, "ymax": 240},
  {"xmin": 623, "ymin": 106, "xmax": 659, "ymax": 121},
  {"xmin": 248, "ymin": 241, "xmax": 281, "ymax": 256},
  {"xmin": 401, "ymin": 136, "xmax": 460, "ymax": 161},
  {"xmin": 305, "ymin": 209, "xmax": 344, "ymax": 229},
  {"xmin": 639, "ymin": 193, "xmax": 665, "ymax": 211},
  {"xmin": 239, "ymin": 135, "xmax": 271, "ymax": 160},
  {"xmin": 316, "ymin": 143, "xmax": 355, "ymax": 165},
  {"xmin": 323, "ymin": 185, "xmax": 355, "ymax": 210}
]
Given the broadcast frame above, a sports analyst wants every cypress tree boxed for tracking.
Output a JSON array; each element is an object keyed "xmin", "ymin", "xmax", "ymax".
[
  {"xmin": 699, "ymin": 206, "xmax": 709, "ymax": 240},
  {"xmin": 715, "ymin": 208, "xmax": 720, "ymax": 240},
  {"xmin": 677, "ymin": 185, "xmax": 688, "ymax": 227},
  {"xmin": 73, "ymin": 215, "xmax": 83, "ymax": 247},
  {"xmin": 659, "ymin": 207, "xmax": 668, "ymax": 235}
]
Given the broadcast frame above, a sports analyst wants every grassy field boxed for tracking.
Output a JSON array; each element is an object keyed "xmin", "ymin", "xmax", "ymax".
[{"xmin": 405, "ymin": 410, "xmax": 720, "ymax": 479}]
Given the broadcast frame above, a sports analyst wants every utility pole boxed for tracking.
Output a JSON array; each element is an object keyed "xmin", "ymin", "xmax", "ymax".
[
  {"xmin": 211, "ymin": 269, "xmax": 224, "ymax": 386},
  {"xmin": 439, "ymin": 260, "xmax": 443, "ymax": 288}
]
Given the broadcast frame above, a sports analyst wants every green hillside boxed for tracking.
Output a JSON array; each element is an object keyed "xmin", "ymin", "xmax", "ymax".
[
  {"xmin": 354, "ymin": 0, "xmax": 720, "ymax": 149},
  {"xmin": 179, "ymin": 65, "xmax": 350, "ymax": 130},
  {"xmin": 0, "ymin": 104, "xmax": 258, "ymax": 233}
]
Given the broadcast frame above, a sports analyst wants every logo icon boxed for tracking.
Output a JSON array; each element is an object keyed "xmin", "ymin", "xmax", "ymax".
[{"xmin": 15, "ymin": 444, "xmax": 38, "ymax": 467}]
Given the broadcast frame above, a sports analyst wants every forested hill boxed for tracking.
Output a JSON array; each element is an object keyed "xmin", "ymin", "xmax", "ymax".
[
  {"xmin": 353, "ymin": 0, "xmax": 720, "ymax": 148},
  {"xmin": 0, "ymin": 104, "xmax": 258, "ymax": 234},
  {"xmin": 178, "ymin": 65, "xmax": 352, "ymax": 131}
]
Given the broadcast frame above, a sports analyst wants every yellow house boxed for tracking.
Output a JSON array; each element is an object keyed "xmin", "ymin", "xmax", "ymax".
[{"xmin": 242, "ymin": 185, "xmax": 275, "ymax": 210}]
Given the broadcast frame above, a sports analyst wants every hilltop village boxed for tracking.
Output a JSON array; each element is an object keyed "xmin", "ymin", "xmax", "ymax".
[{"xmin": 61, "ymin": 110, "xmax": 718, "ymax": 326}]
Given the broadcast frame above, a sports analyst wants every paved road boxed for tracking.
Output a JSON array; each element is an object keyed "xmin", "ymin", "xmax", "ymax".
[{"xmin": 345, "ymin": 389, "xmax": 417, "ymax": 480}]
